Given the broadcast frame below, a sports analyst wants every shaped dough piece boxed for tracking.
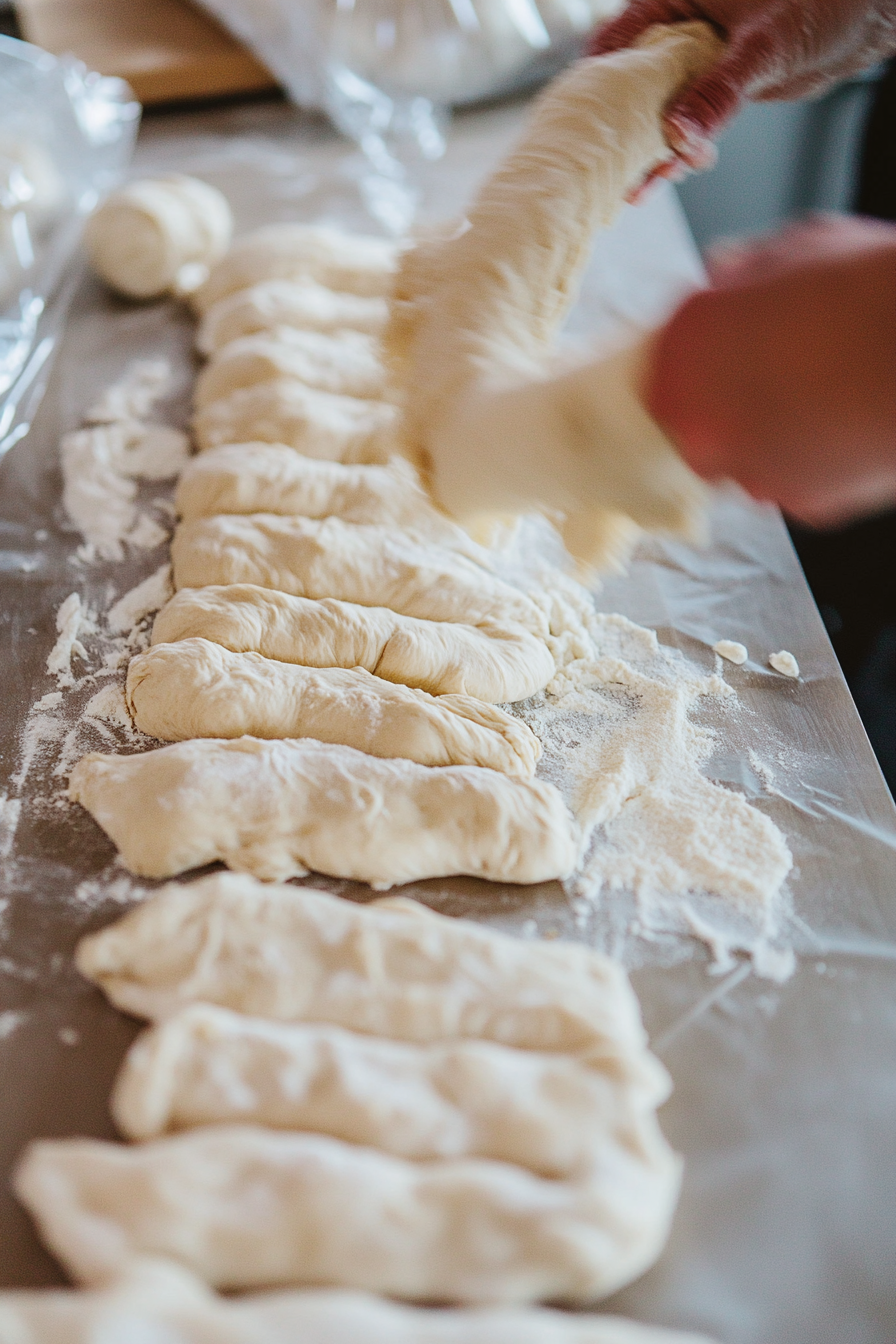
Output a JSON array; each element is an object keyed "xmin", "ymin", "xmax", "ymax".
[
  {"xmin": 388, "ymin": 25, "xmax": 722, "ymax": 567},
  {"xmin": 152, "ymin": 585, "xmax": 556, "ymax": 703},
  {"xmin": 0, "ymin": 1269, "xmax": 722, "ymax": 1344},
  {"xmin": 194, "ymin": 329, "xmax": 386, "ymax": 408},
  {"xmin": 68, "ymin": 738, "xmax": 578, "ymax": 884},
  {"xmin": 170, "ymin": 514, "xmax": 548, "ymax": 635},
  {"xmin": 193, "ymin": 379, "xmax": 397, "ymax": 460},
  {"xmin": 75, "ymin": 876, "xmax": 643, "ymax": 1057},
  {"xmin": 112, "ymin": 1004, "xmax": 671, "ymax": 1178},
  {"xmin": 192, "ymin": 223, "xmax": 399, "ymax": 314},
  {"xmin": 126, "ymin": 638, "xmax": 541, "ymax": 776},
  {"xmin": 197, "ymin": 278, "xmax": 389, "ymax": 355},
  {"xmin": 14, "ymin": 1124, "xmax": 681, "ymax": 1302}
]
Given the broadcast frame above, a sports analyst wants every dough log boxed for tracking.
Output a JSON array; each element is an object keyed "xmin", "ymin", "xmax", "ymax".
[
  {"xmin": 67, "ymin": 738, "xmax": 578, "ymax": 884},
  {"xmin": 126, "ymin": 638, "xmax": 541, "ymax": 776},
  {"xmin": 152, "ymin": 585, "xmax": 556, "ymax": 702},
  {"xmin": 196, "ymin": 278, "xmax": 389, "ymax": 355},
  {"xmin": 193, "ymin": 328, "xmax": 386, "ymax": 408}
]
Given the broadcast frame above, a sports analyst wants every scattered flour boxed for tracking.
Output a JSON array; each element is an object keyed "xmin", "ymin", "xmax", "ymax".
[
  {"xmin": 85, "ymin": 360, "xmax": 174, "ymax": 424},
  {"xmin": 769, "ymin": 650, "xmax": 800, "ymax": 679},
  {"xmin": 0, "ymin": 795, "xmax": 22, "ymax": 860},
  {"xmin": 107, "ymin": 564, "xmax": 173, "ymax": 635},
  {"xmin": 0, "ymin": 1010, "xmax": 28, "ymax": 1040},
  {"xmin": 46, "ymin": 594, "xmax": 93, "ymax": 686},
  {"xmin": 83, "ymin": 684, "xmax": 133, "ymax": 731},
  {"xmin": 714, "ymin": 639, "xmax": 748, "ymax": 665}
]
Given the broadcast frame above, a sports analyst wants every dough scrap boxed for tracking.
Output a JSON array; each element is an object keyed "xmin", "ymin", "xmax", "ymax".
[
  {"xmin": 75, "ymin": 876, "xmax": 645, "ymax": 1057},
  {"xmin": 196, "ymin": 277, "xmax": 389, "ymax": 355},
  {"xmin": 14, "ymin": 1123, "xmax": 680, "ymax": 1302},
  {"xmin": 0, "ymin": 1260, "xmax": 721, "ymax": 1343},
  {"xmin": 68, "ymin": 738, "xmax": 579, "ymax": 884},
  {"xmin": 769, "ymin": 650, "xmax": 799, "ymax": 679},
  {"xmin": 152, "ymin": 585, "xmax": 556, "ymax": 703},
  {"xmin": 112, "ymin": 1004, "xmax": 670, "ymax": 1176},
  {"xmin": 713, "ymin": 639, "xmax": 747, "ymax": 665},
  {"xmin": 192, "ymin": 223, "xmax": 399, "ymax": 314},
  {"xmin": 126, "ymin": 638, "xmax": 541, "ymax": 776},
  {"xmin": 193, "ymin": 328, "xmax": 386, "ymax": 408},
  {"xmin": 170, "ymin": 514, "xmax": 548, "ymax": 635},
  {"xmin": 192, "ymin": 379, "xmax": 397, "ymax": 460}
]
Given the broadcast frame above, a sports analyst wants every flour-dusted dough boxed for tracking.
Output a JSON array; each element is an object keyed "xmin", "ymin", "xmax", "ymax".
[
  {"xmin": 75, "ymin": 877, "xmax": 644, "ymax": 1055},
  {"xmin": 388, "ymin": 24, "xmax": 722, "ymax": 567},
  {"xmin": 193, "ymin": 328, "xmax": 386, "ymax": 408},
  {"xmin": 170, "ymin": 514, "xmax": 548, "ymax": 634},
  {"xmin": 192, "ymin": 379, "xmax": 397, "ymax": 460},
  {"xmin": 152, "ymin": 586, "xmax": 555, "ymax": 702},
  {"xmin": 15, "ymin": 1123, "xmax": 680, "ymax": 1302},
  {"xmin": 126, "ymin": 638, "xmax": 541, "ymax": 776},
  {"xmin": 192, "ymin": 223, "xmax": 399, "ymax": 314},
  {"xmin": 68, "ymin": 739, "xmax": 578, "ymax": 883},
  {"xmin": 197, "ymin": 278, "xmax": 389, "ymax": 355},
  {"xmin": 113, "ymin": 1004, "xmax": 670, "ymax": 1177}
]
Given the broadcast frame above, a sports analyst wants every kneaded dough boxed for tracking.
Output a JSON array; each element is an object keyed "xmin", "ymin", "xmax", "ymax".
[
  {"xmin": 126, "ymin": 637, "xmax": 541, "ymax": 776},
  {"xmin": 75, "ymin": 876, "xmax": 648, "ymax": 1056},
  {"xmin": 192, "ymin": 378, "xmax": 397, "ymax": 461},
  {"xmin": 15, "ymin": 1123, "xmax": 680, "ymax": 1302},
  {"xmin": 170, "ymin": 514, "xmax": 548, "ymax": 634},
  {"xmin": 152, "ymin": 585, "xmax": 556, "ymax": 703},
  {"xmin": 193, "ymin": 328, "xmax": 386, "ymax": 408},
  {"xmin": 113, "ymin": 1004, "xmax": 670, "ymax": 1177},
  {"xmin": 0, "ymin": 1263, "xmax": 722, "ymax": 1344},
  {"xmin": 192, "ymin": 223, "xmax": 399, "ymax": 314},
  {"xmin": 68, "ymin": 738, "xmax": 578, "ymax": 884},
  {"xmin": 196, "ymin": 277, "xmax": 389, "ymax": 355}
]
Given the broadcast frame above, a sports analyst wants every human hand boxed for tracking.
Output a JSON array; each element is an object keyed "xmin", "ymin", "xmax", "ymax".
[
  {"xmin": 591, "ymin": 0, "xmax": 896, "ymax": 175},
  {"xmin": 645, "ymin": 214, "xmax": 896, "ymax": 526}
]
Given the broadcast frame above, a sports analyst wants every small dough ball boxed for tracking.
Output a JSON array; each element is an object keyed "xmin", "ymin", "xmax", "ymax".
[
  {"xmin": 84, "ymin": 174, "xmax": 233, "ymax": 300},
  {"xmin": 713, "ymin": 639, "xmax": 748, "ymax": 665},
  {"xmin": 769, "ymin": 650, "xmax": 799, "ymax": 679}
]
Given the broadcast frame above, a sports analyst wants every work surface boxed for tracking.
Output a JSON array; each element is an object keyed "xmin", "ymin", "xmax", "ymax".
[{"xmin": 1, "ymin": 94, "xmax": 896, "ymax": 1343}]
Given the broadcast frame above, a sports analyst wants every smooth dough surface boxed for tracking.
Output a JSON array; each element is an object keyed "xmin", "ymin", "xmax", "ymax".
[
  {"xmin": 170, "ymin": 514, "xmax": 548, "ymax": 635},
  {"xmin": 192, "ymin": 379, "xmax": 397, "ymax": 460},
  {"xmin": 68, "ymin": 738, "xmax": 578, "ymax": 884},
  {"xmin": 126, "ymin": 638, "xmax": 541, "ymax": 776},
  {"xmin": 112, "ymin": 1004, "xmax": 670, "ymax": 1177},
  {"xmin": 0, "ymin": 1262, "xmax": 721, "ymax": 1343},
  {"xmin": 152, "ymin": 585, "xmax": 556, "ymax": 702},
  {"xmin": 15, "ymin": 1123, "xmax": 680, "ymax": 1302},
  {"xmin": 196, "ymin": 277, "xmax": 389, "ymax": 355},
  {"xmin": 75, "ymin": 877, "xmax": 648, "ymax": 1056},
  {"xmin": 193, "ymin": 328, "xmax": 386, "ymax": 408},
  {"xmin": 192, "ymin": 223, "xmax": 399, "ymax": 314}
]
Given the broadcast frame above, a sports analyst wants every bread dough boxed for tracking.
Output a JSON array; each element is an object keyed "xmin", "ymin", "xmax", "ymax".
[
  {"xmin": 75, "ymin": 877, "xmax": 644, "ymax": 1054},
  {"xmin": 191, "ymin": 223, "xmax": 399, "ymax": 314},
  {"xmin": 68, "ymin": 738, "xmax": 578, "ymax": 883},
  {"xmin": 112, "ymin": 1003, "xmax": 669, "ymax": 1174},
  {"xmin": 152, "ymin": 585, "xmax": 555, "ymax": 702},
  {"xmin": 0, "ymin": 1261, "xmax": 721, "ymax": 1344},
  {"xmin": 193, "ymin": 328, "xmax": 386, "ymax": 408},
  {"xmin": 192, "ymin": 379, "xmax": 397, "ymax": 461},
  {"xmin": 84, "ymin": 175, "xmax": 232, "ymax": 300},
  {"xmin": 769, "ymin": 650, "xmax": 799, "ymax": 678},
  {"xmin": 197, "ymin": 278, "xmax": 389, "ymax": 355},
  {"xmin": 170, "ymin": 515, "xmax": 548, "ymax": 635},
  {"xmin": 713, "ymin": 639, "xmax": 747, "ymax": 665},
  {"xmin": 387, "ymin": 25, "xmax": 722, "ymax": 567},
  {"xmin": 126, "ymin": 638, "xmax": 541, "ymax": 775}
]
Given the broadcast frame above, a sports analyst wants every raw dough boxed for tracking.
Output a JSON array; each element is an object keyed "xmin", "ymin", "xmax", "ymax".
[
  {"xmin": 192, "ymin": 379, "xmax": 397, "ymax": 461},
  {"xmin": 152, "ymin": 585, "xmax": 556, "ymax": 702},
  {"xmin": 68, "ymin": 738, "xmax": 579, "ymax": 883},
  {"xmin": 0, "ymin": 1263, "xmax": 721, "ymax": 1344},
  {"xmin": 191, "ymin": 223, "xmax": 399, "ymax": 314},
  {"xmin": 713, "ymin": 639, "xmax": 747, "ymax": 665},
  {"xmin": 126, "ymin": 638, "xmax": 541, "ymax": 776},
  {"xmin": 112, "ymin": 1004, "xmax": 669, "ymax": 1174},
  {"xmin": 769, "ymin": 650, "xmax": 799, "ymax": 678},
  {"xmin": 193, "ymin": 328, "xmax": 386, "ymax": 408},
  {"xmin": 15, "ymin": 1123, "xmax": 680, "ymax": 1301},
  {"xmin": 76, "ymin": 877, "xmax": 647, "ymax": 1055},
  {"xmin": 387, "ymin": 25, "xmax": 722, "ymax": 567},
  {"xmin": 84, "ymin": 175, "xmax": 232, "ymax": 299},
  {"xmin": 170, "ymin": 514, "xmax": 548, "ymax": 634},
  {"xmin": 197, "ymin": 277, "xmax": 389, "ymax": 355}
]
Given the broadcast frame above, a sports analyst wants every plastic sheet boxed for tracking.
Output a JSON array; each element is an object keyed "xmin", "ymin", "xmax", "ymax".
[{"xmin": 1, "ymin": 94, "xmax": 895, "ymax": 1343}]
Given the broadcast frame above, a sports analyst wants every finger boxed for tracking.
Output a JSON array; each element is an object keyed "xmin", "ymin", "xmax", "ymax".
[
  {"xmin": 662, "ymin": 24, "xmax": 781, "ymax": 160},
  {"xmin": 588, "ymin": 0, "xmax": 697, "ymax": 56}
]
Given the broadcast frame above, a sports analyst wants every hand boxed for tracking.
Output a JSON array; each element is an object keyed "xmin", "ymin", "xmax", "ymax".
[
  {"xmin": 591, "ymin": 0, "xmax": 896, "ymax": 173},
  {"xmin": 645, "ymin": 215, "xmax": 896, "ymax": 526}
]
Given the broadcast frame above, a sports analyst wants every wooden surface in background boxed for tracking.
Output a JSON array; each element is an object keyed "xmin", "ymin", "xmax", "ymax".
[{"xmin": 16, "ymin": 0, "xmax": 279, "ymax": 104}]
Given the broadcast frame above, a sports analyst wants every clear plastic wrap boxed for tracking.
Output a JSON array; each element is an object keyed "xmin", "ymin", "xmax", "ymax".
[{"xmin": 0, "ymin": 35, "xmax": 139, "ymax": 459}]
